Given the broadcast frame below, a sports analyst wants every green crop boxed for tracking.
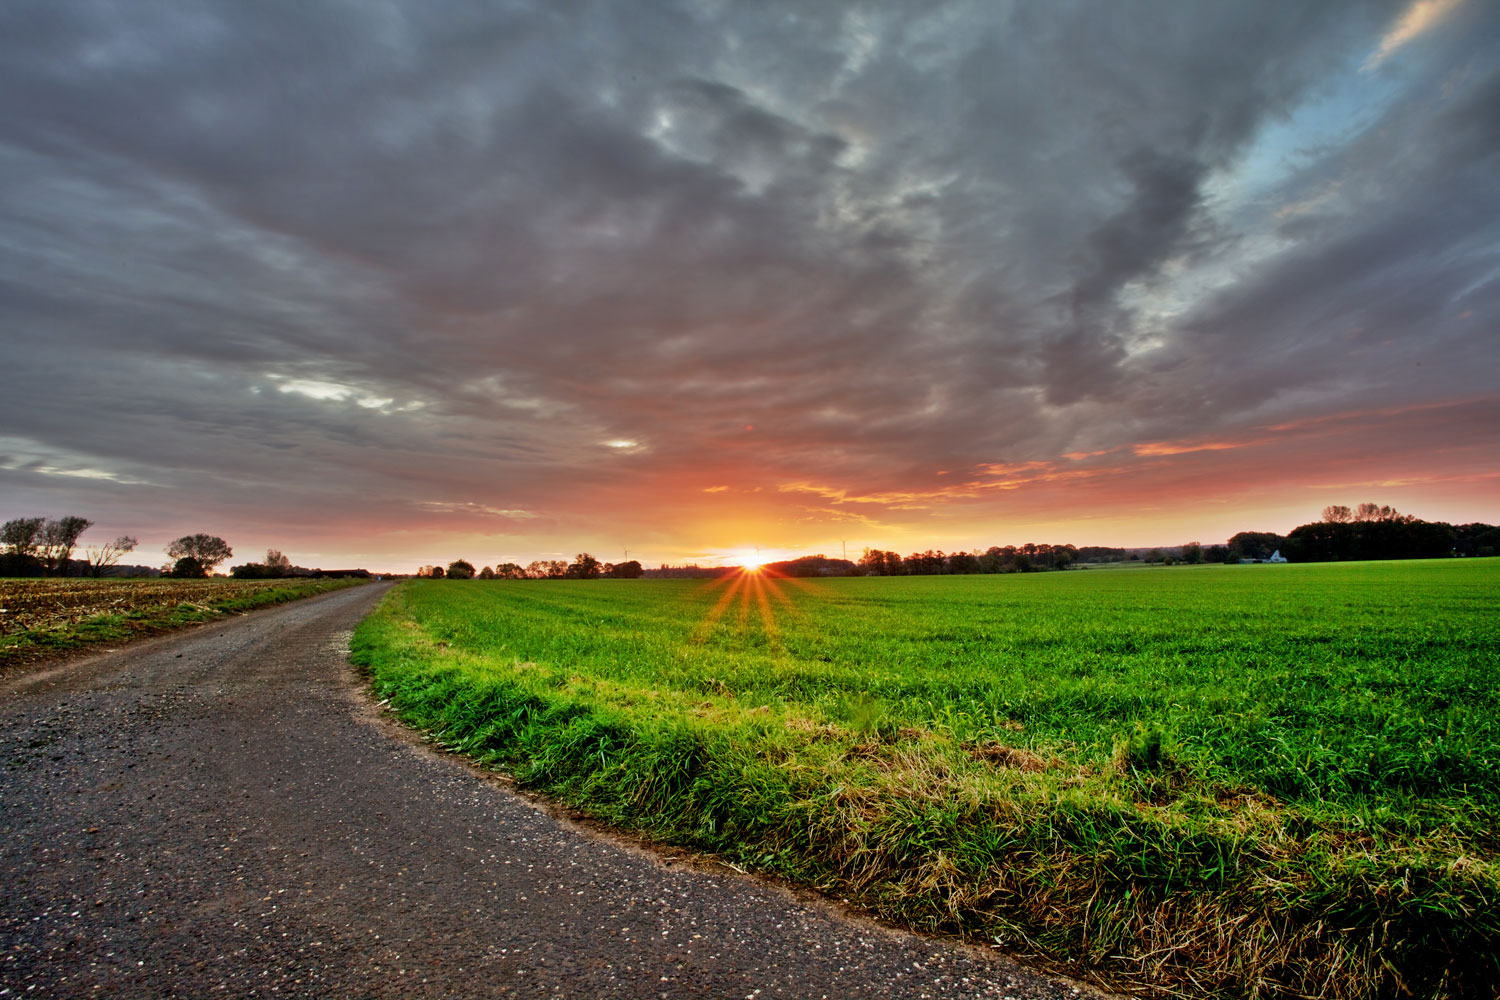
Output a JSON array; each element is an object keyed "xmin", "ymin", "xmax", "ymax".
[{"xmin": 352, "ymin": 559, "xmax": 1499, "ymax": 999}]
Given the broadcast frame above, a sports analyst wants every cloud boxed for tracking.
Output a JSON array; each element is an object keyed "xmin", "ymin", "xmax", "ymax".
[
  {"xmin": 0, "ymin": 0, "xmax": 1495, "ymax": 566},
  {"xmin": 413, "ymin": 501, "xmax": 538, "ymax": 520},
  {"xmin": 1364, "ymin": 0, "xmax": 1466, "ymax": 70}
]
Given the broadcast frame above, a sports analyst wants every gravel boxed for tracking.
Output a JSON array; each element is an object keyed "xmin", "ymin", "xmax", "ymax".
[{"xmin": 1, "ymin": 582, "xmax": 1109, "ymax": 999}]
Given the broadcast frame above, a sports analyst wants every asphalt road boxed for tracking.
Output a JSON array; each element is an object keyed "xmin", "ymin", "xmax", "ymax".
[{"xmin": 1, "ymin": 582, "xmax": 1105, "ymax": 999}]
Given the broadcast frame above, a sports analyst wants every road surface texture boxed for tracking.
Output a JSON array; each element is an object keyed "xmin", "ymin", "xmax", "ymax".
[{"xmin": 1, "ymin": 582, "xmax": 1107, "ymax": 999}]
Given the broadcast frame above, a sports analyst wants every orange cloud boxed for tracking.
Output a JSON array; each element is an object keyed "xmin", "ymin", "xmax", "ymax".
[{"xmin": 1132, "ymin": 438, "xmax": 1269, "ymax": 457}]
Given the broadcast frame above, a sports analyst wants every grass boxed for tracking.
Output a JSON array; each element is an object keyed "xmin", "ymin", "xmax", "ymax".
[
  {"xmin": 0, "ymin": 577, "xmax": 368, "ymax": 667},
  {"xmin": 350, "ymin": 560, "xmax": 1499, "ymax": 999}
]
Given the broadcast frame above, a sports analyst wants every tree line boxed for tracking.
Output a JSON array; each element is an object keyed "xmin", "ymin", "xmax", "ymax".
[
  {"xmin": 1, "ymin": 515, "xmax": 145, "ymax": 577},
  {"xmin": 0, "ymin": 514, "xmax": 367, "ymax": 579},
  {"xmin": 415, "ymin": 555, "xmax": 644, "ymax": 580}
]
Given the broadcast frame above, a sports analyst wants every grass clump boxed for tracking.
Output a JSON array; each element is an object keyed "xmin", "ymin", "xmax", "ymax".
[{"xmin": 351, "ymin": 561, "xmax": 1499, "ymax": 998}]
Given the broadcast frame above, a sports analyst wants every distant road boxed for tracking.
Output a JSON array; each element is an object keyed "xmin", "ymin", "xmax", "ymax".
[{"xmin": 0, "ymin": 582, "xmax": 1100, "ymax": 999}]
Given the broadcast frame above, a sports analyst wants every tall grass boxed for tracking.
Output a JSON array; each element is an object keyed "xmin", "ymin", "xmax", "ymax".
[{"xmin": 351, "ymin": 561, "xmax": 1499, "ymax": 998}]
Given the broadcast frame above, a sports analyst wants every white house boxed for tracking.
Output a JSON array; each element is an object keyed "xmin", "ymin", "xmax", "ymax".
[{"xmin": 1268, "ymin": 549, "xmax": 1287, "ymax": 563}]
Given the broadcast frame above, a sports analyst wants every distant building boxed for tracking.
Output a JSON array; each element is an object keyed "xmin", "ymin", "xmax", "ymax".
[{"xmin": 1267, "ymin": 550, "xmax": 1288, "ymax": 563}]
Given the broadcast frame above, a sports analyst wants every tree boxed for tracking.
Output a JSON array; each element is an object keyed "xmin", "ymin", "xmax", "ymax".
[
  {"xmin": 265, "ymin": 549, "xmax": 292, "ymax": 576},
  {"xmin": 1322, "ymin": 505, "xmax": 1353, "ymax": 523},
  {"xmin": 567, "ymin": 553, "xmax": 602, "ymax": 579},
  {"xmin": 39, "ymin": 516, "xmax": 93, "ymax": 574},
  {"xmin": 171, "ymin": 556, "xmax": 207, "ymax": 578},
  {"xmin": 447, "ymin": 559, "xmax": 475, "ymax": 579},
  {"xmin": 608, "ymin": 560, "xmax": 643, "ymax": 579},
  {"xmin": 528, "ymin": 559, "xmax": 568, "ymax": 579},
  {"xmin": 1181, "ymin": 542, "xmax": 1203, "ymax": 564},
  {"xmin": 84, "ymin": 536, "xmax": 138, "ymax": 577},
  {"xmin": 165, "ymin": 534, "xmax": 233, "ymax": 575},
  {"xmin": 1227, "ymin": 531, "xmax": 1284, "ymax": 561},
  {"xmin": 1354, "ymin": 502, "xmax": 1409, "ymax": 523},
  {"xmin": 948, "ymin": 552, "xmax": 980, "ymax": 574},
  {"xmin": 1, "ymin": 517, "xmax": 45, "ymax": 557},
  {"xmin": 478, "ymin": 566, "xmax": 495, "ymax": 579}
]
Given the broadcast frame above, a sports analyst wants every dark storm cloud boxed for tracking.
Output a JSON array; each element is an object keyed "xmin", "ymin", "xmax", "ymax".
[{"xmin": 1, "ymin": 0, "xmax": 1496, "ymax": 560}]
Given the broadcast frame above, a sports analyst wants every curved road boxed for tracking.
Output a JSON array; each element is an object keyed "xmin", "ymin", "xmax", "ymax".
[{"xmin": 1, "ymin": 583, "xmax": 1102, "ymax": 999}]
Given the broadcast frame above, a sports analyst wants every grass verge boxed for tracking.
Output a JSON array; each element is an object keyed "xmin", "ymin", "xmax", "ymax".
[
  {"xmin": 1, "ymin": 578, "xmax": 367, "ymax": 670},
  {"xmin": 352, "ymin": 570, "xmax": 1498, "ymax": 999}
]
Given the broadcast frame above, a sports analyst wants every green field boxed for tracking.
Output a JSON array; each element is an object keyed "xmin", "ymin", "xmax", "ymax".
[{"xmin": 351, "ymin": 560, "xmax": 1499, "ymax": 999}]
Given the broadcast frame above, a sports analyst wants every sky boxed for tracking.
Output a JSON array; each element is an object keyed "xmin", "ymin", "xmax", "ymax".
[{"xmin": 0, "ymin": 0, "xmax": 1496, "ymax": 573}]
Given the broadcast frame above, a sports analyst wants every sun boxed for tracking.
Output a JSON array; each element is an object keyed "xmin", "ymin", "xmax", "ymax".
[{"xmin": 737, "ymin": 550, "xmax": 764, "ymax": 573}]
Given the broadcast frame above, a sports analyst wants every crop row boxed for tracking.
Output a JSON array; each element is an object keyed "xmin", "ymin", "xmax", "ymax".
[{"xmin": 0, "ymin": 578, "xmax": 335, "ymax": 634}]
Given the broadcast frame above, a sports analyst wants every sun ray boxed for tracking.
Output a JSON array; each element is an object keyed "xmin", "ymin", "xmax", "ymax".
[
  {"xmin": 688, "ymin": 574, "xmax": 745, "ymax": 645},
  {"xmin": 750, "ymin": 572, "xmax": 782, "ymax": 653}
]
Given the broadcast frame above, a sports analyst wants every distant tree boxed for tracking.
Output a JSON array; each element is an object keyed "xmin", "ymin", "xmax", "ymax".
[
  {"xmin": 948, "ymin": 552, "xmax": 980, "ymax": 574},
  {"xmin": 904, "ymin": 550, "xmax": 947, "ymax": 575},
  {"xmin": 478, "ymin": 565, "xmax": 495, "ymax": 579},
  {"xmin": 1454, "ymin": 523, "xmax": 1500, "ymax": 558},
  {"xmin": 39, "ymin": 516, "xmax": 93, "ymax": 575},
  {"xmin": 1, "ymin": 517, "xmax": 46, "ymax": 557},
  {"xmin": 1, "ymin": 516, "xmax": 47, "ymax": 576},
  {"xmin": 1206, "ymin": 544, "xmax": 1232, "ymax": 563},
  {"xmin": 859, "ymin": 548, "xmax": 906, "ymax": 576},
  {"xmin": 171, "ymin": 556, "xmax": 207, "ymax": 578},
  {"xmin": 495, "ymin": 562, "xmax": 528, "ymax": 579},
  {"xmin": 1227, "ymin": 531, "xmax": 1284, "ymax": 561},
  {"xmin": 430, "ymin": 565, "xmax": 445, "ymax": 579},
  {"xmin": 447, "ymin": 559, "xmax": 475, "ymax": 579},
  {"xmin": 265, "ymin": 549, "xmax": 292, "ymax": 577},
  {"xmin": 566, "ymin": 553, "xmax": 602, "ymax": 579},
  {"xmin": 1353, "ymin": 501, "xmax": 1410, "ymax": 523},
  {"xmin": 84, "ymin": 536, "xmax": 138, "ymax": 577},
  {"xmin": 1181, "ymin": 542, "xmax": 1203, "ymax": 564},
  {"xmin": 1075, "ymin": 545, "xmax": 1128, "ymax": 564},
  {"xmin": 765, "ymin": 555, "xmax": 857, "ymax": 578},
  {"xmin": 608, "ymin": 560, "xmax": 643, "ymax": 579},
  {"xmin": 166, "ymin": 534, "xmax": 233, "ymax": 574},
  {"xmin": 1283, "ymin": 512, "xmax": 1454, "ymax": 562},
  {"xmin": 1145, "ymin": 548, "xmax": 1164, "ymax": 564},
  {"xmin": 1322, "ymin": 505, "xmax": 1353, "ymax": 523}
]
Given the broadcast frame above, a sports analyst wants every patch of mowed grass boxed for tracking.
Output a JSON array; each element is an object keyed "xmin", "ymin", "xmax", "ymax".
[{"xmin": 351, "ymin": 560, "xmax": 1500, "ymax": 999}]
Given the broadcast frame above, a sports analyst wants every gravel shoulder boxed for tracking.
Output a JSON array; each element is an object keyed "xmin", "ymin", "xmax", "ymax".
[{"xmin": 0, "ymin": 582, "xmax": 1110, "ymax": 999}]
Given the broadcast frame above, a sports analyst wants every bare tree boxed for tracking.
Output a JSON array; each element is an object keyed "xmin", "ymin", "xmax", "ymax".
[
  {"xmin": 1321, "ymin": 505, "xmax": 1353, "ymax": 523},
  {"xmin": 165, "ymin": 534, "xmax": 233, "ymax": 575},
  {"xmin": 265, "ymin": 549, "xmax": 292, "ymax": 577},
  {"xmin": 39, "ymin": 516, "xmax": 93, "ymax": 575},
  {"xmin": 84, "ymin": 536, "xmax": 138, "ymax": 577}
]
